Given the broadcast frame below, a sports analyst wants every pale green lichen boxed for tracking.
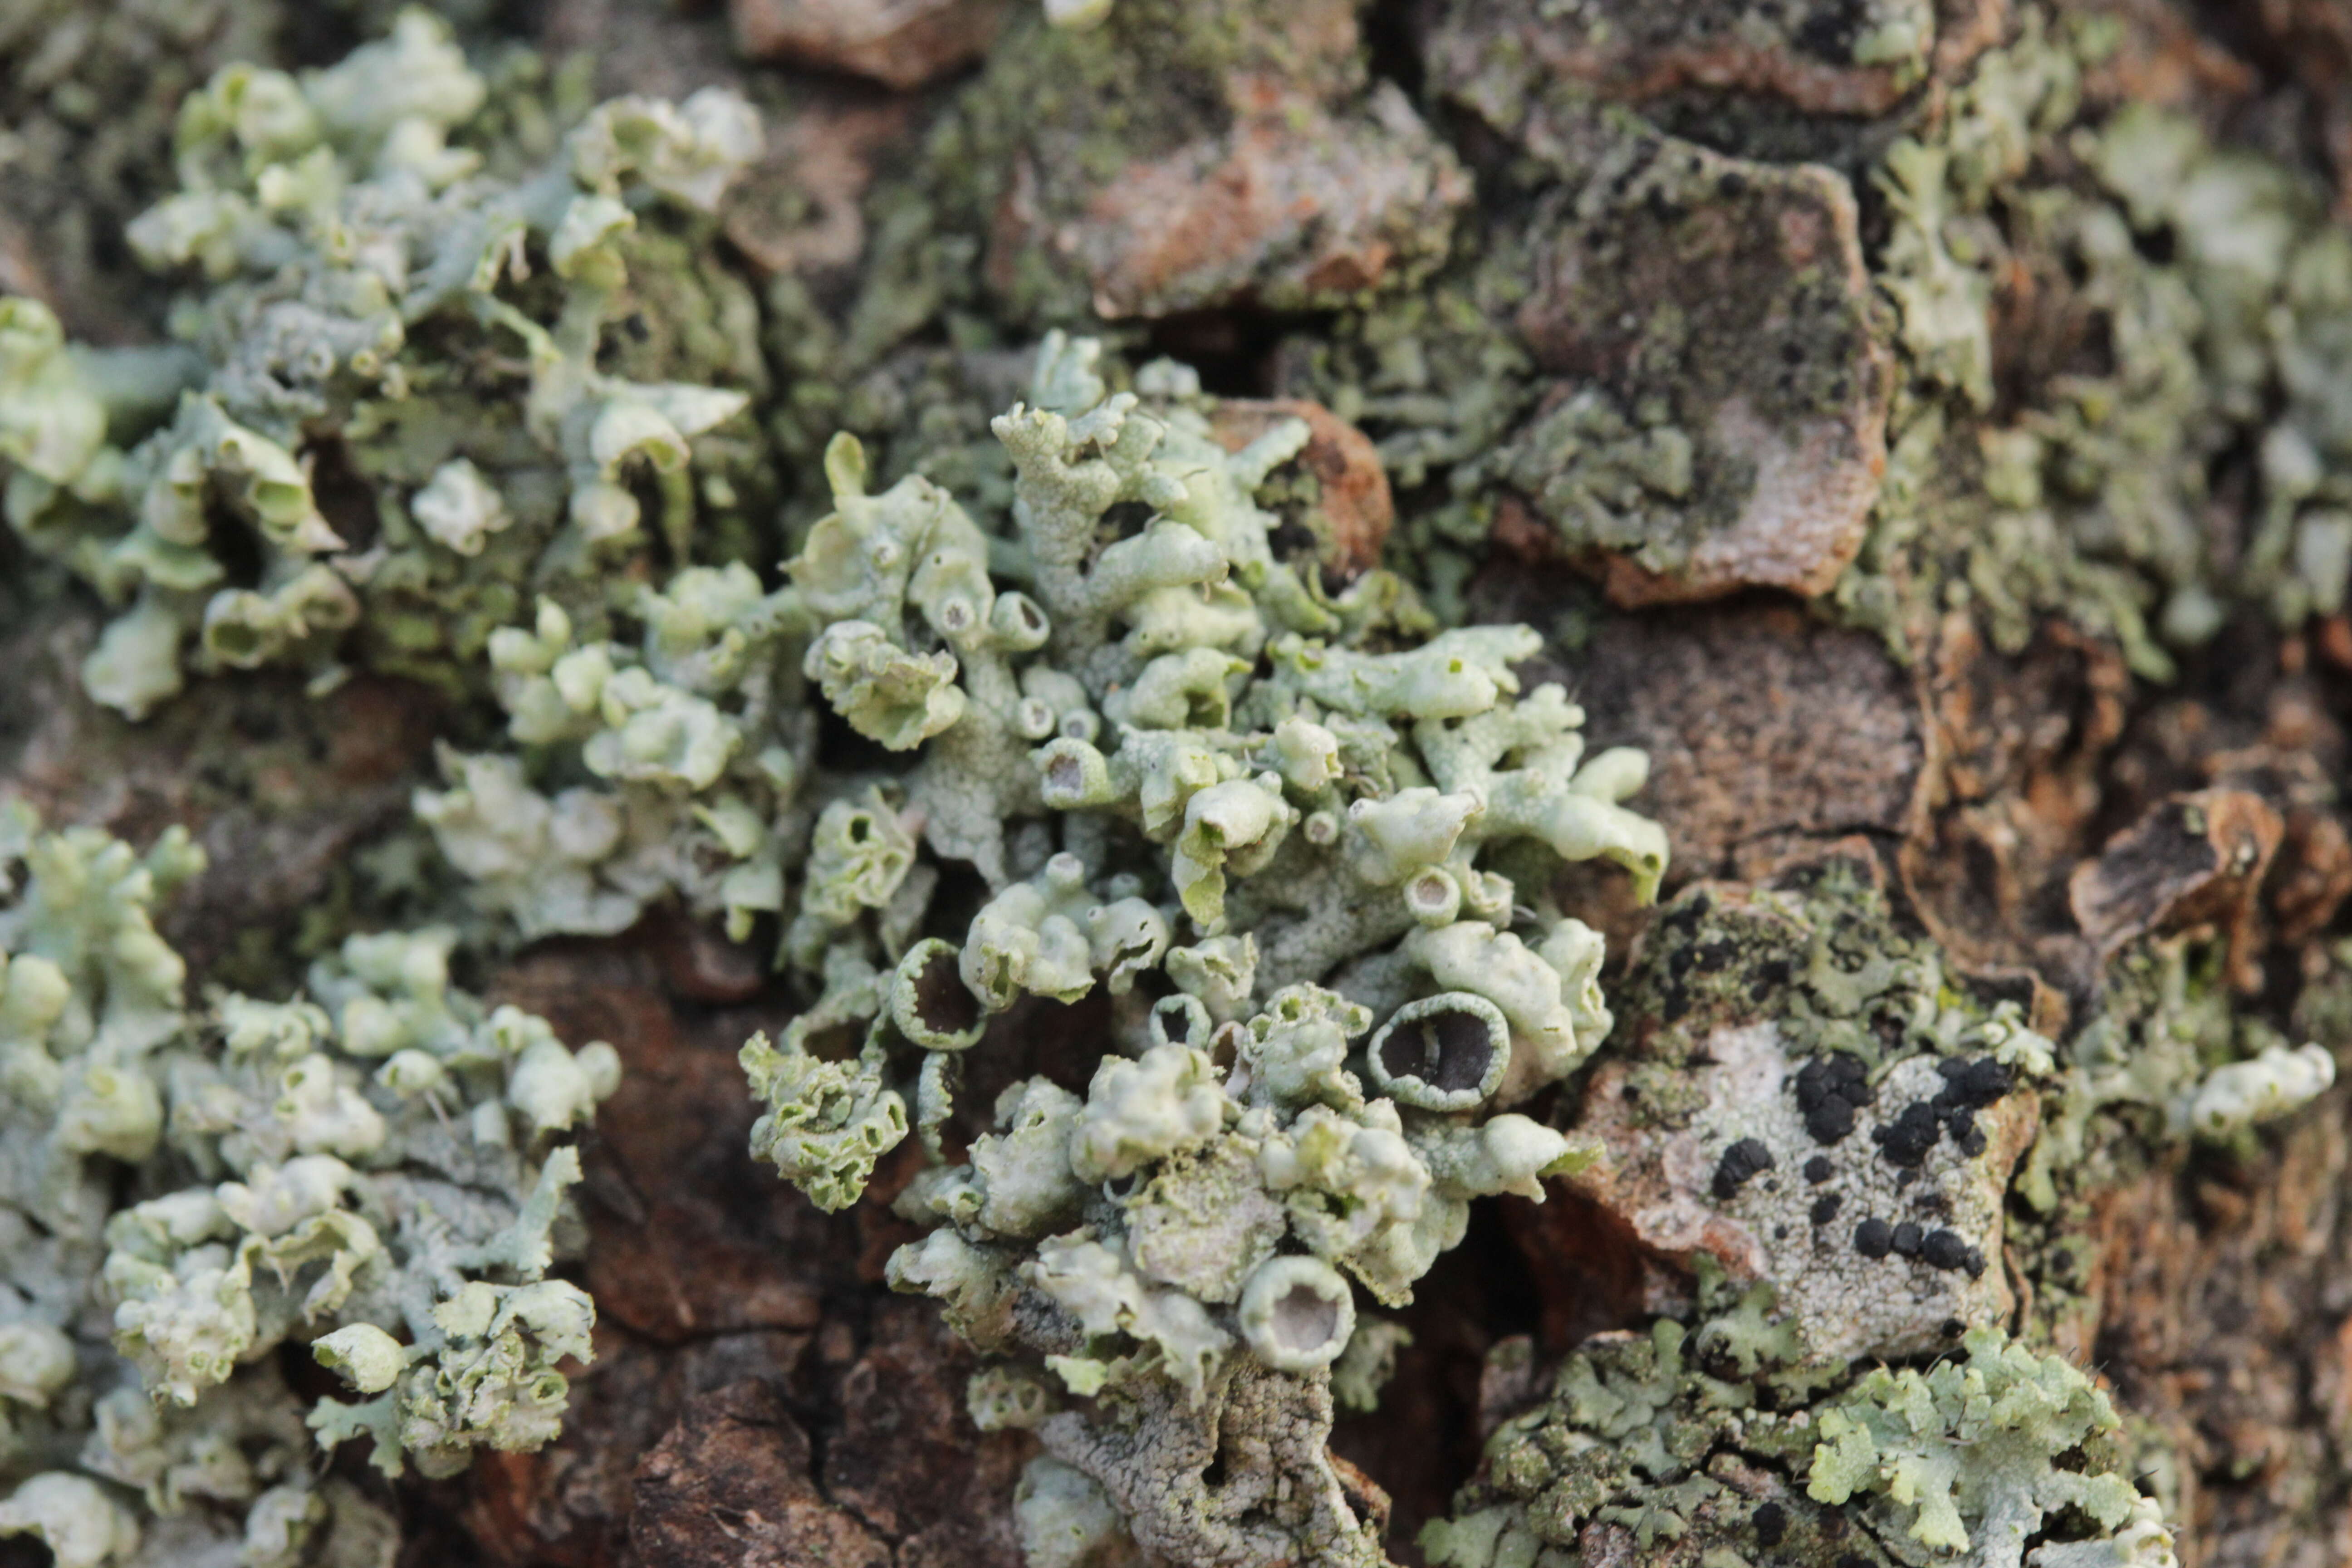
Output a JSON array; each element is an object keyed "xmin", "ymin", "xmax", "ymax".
[
  {"xmin": 1807, "ymin": 1328, "xmax": 2142, "ymax": 1568},
  {"xmin": 2176, "ymin": 1042, "xmax": 2335, "ymax": 1140},
  {"xmin": 1839, "ymin": 6, "xmax": 2352, "ymax": 672},
  {"xmin": 1422, "ymin": 1280, "xmax": 1803, "ymax": 1568},
  {"xmin": 0, "ymin": 5, "xmax": 2323, "ymax": 1566},
  {"xmin": 740, "ymin": 1029, "xmax": 909, "ymax": 1212},
  {"xmin": 531, "ymin": 332, "xmax": 1651, "ymax": 1561},
  {"xmin": 2018, "ymin": 932, "xmax": 2340, "ymax": 1238},
  {"xmin": 1014, "ymin": 1454, "xmax": 1143, "ymax": 1568},
  {"xmin": 0, "ymin": 1472, "xmax": 144, "ymax": 1568},
  {"xmin": 1422, "ymin": 1274, "xmax": 2170, "ymax": 1568},
  {"xmin": 0, "ymin": 804, "xmax": 615, "ymax": 1564},
  {"xmin": 0, "ymin": 8, "xmax": 768, "ymax": 718},
  {"xmin": 1400, "ymin": 845, "xmax": 2216, "ymax": 1565},
  {"xmin": 1042, "ymin": 0, "xmax": 1115, "ymax": 29}
]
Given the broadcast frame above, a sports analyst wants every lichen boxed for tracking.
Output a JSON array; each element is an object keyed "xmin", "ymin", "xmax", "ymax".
[
  {"xmin": 688, "ymin": 332, "xmax": 1652, "ymax": 1558},
  {"xmin": 873, "ymin": 0, "xmax": 1469, "ymax": 327},
  {"xmin": 6, "ymin": 6, "xmax": 2336, "ymax": 1568},
  {"xmin": 2006, "ymin": 928, "xmax": 2341, "ymax": 1362},
  {"xmin": 1807, "ymin": 1327, "xmax": 2146, "ymax": 1568},
  {"xmin": 1836, "ymin": 7, "xmax": 2352, "ymax": 673},
  {"xmin": 1423, "ymin": 1273, "xmax": 2170, "ymax": 1568},
  {"xmin": 156, "ymin": 282, "xmax": 1664, "ymax": 1551},
  {"xmin": 0, "ymin": 804, "xmax": 614, "ymax": 1563},
  {"xmin": 1553, "ymin": 859, "xmax": 2056, "ymax": 1365},
  {"xmin": 0, "ymin": 8, "xmax": 770, "ymax": 717}
]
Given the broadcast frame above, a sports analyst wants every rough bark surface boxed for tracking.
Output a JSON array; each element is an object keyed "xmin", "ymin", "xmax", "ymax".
[{"xmin": 9, "ymin": 0, "xmax": 2352, "ymax": 1566}]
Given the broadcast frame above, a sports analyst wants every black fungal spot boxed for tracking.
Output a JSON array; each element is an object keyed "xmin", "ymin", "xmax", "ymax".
[
  {"xmin": 1854, "ymin": 1217, "xmax": 1893, "ymax": 1259},
  {"xmin": 1795, "ymin": 1053, "xmax": 1873, "ymax": 1143},
  {"xmin": 1921, "ymin": 1228, "xmax": 1975, "ymax": 1272},
  {"xmin": 1891, "ymin": 1221, "xmax": 1922, "ymax": 1258},
  {"xmin": 1713, "ymin": 1138, "xmax": 1776, "ymax": 1200},
  {"xmin": 1935, "ymin": 1055, "xmax": 2013, "ymax": 1108},
  {"xmin": 1661, "ymin": 895, "xmax": 1711, "ymax": 936},
  {"xmin": 1753, "ymin": 1501, "xmax": 1787, "ymax": 1547},
  {"xmin": 1873, "ymin": 1101, "xmax": 1942, "ymax": 1167},
  {"xmin": 1942, "ymin": 1317, "xmax": 1966, "ymax": 1338},
  {"xmin": 1749, "ymin": 957, "xmax": 1792, "ymax": 1002},
  {"xmin": 1810, "ymin": 1192, "xmax": 1842, "ymax": 1225},
  {"xmin": 1803, "ymin": 1155, "xmax": 1833, "ymax": 1184}
]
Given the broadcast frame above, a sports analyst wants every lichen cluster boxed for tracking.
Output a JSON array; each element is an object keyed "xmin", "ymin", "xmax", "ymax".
[
  {"xmin": 394, "ymin": 292, "xmax": 1663, "ymax": 1558},
  {"xmin": 1420, "ymin": 838, "xmax": 2342, "ymax": 1568},
  {"xmin": 1251, "ymin": 2, "xmax": 2352, "ymax": 659},
  {"xmin": 0, "ymin": 7, "xmax": 769, "ymax": 717},
  {"xmin": 0, "ymin": 804, "xmax": 617, "ymax": 1566},
  {"xmin": 5, "ymin": 2, "xmax": 2351, "ymax": 1566},
  {"xmin": 1, "ymin": 9, "xmax": 1670, "ymax": 1546},
  {"xmin": 1841, "ymin": 10, "xmax": 2352, "ymax": 673},
  {"xmin": 1419, "ymin": 1261, "xmax": 2174, "ymax": 1568},
  {"xmin": 2009, "ymin": 928, "xmax": 2339, "ymax": 1355},
  {"xmin": 722, "ymin": 332, "xmax": 1659, "ymax": 1560},
  {"xmin": 1572, "ymin": 865, "xmax": 2061, "ymax": 1362}
]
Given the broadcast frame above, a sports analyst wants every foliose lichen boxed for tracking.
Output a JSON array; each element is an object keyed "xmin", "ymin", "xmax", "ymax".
[
  {"xmin": 0, "ymin": 6, "xmax": 769, "ymax": 718},
  {"xmin": 11, "ymin": 5, "xmax": 2338, "ymax": 1567},
  {"xmin": 0, "ymin": 803, "xmax": 615, "ymax": 1565},
  {"xmin": 697, "ymin": 331, "xmax": 1655, "ymax": 1560},
  {"xmin": 1837, "ymin": 6, "xmax": 2352, "ymax": 674},
  {"xmin": 1422, "ymin": 1269, "xmax": 2173, "ymax": 1568},
  {"xmin": 1805, "ymin": 1326, "xmax": 2158, "ymax": 1568}
]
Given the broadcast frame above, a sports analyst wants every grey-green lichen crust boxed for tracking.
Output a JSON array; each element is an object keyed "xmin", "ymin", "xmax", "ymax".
[
  {"xmin": 2009, "ymin": 928, "xmax": 2339, "ymax": 1359},
  {"xmin": 1274, "ymin": 0, "xmax": 2352, "ymax": 658},
  {"xmin": 5, "ymin": 4, "xmax": 2331, "ymax": 1567},
  {"xmin": 1421, "ymin": 1278, "xmax": 2174, "ymax": 1568},
  {"xmin": 1567, "ymin": 865, "xmax": 2058, "ymax": 1362},
  {"xmin": 240, "ymin": 265, "xmax": 1666, "ymax": 1555},
  {"xmin": 0, "ymin": 804, "xmax": 617, "ymax": 1567},
  {"xmin": 1837, "ymin": 7, "xmax": 2352, "ymax": 673},
  {"xmin": 1411, "ymin": 843, "xmax": 2338, "ymax": 1568},
  {"xmin": 884, "ymin": 0, "xmax": 1470, "ymax": 326}
]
